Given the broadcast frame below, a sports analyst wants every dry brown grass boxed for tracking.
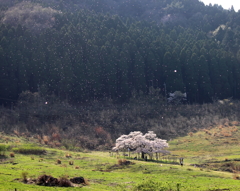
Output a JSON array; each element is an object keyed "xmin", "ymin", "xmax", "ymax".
[
  {"xmin": 9, "ymin": 152, "xmax": 15, "ymax": 158},
  {"xmin": 230, "ymin": 121, "xmax": 239, "ymax": 126},
  {"xmin": 43, "ymin": 136, "xmax": 49, "ymax": 144},
  {"xmin": 118, "ymin": 159, "xmax": 126, "ymax": 165},
  {"xmin": 117, "ymin": 159, "xmax": 132, "ymax": 166},
  {"xmin": 233, "ymin": 173, "xmax": 240, "ymax": 180},
  {"xmin": 232, "ymin": 163, "xmax": 240, "ymax": 180},
  {"xmin": 188, "ymin": 132, "xmax": 193, "ymax": 137},
  {"xmin": 54, "ymin": 142, "xmax": 61, "ymax": 147},
  {"xmin": 1, "ymin": 97, "xmax": 240, "ymax": 150},
  {"xmin": 220, "ymin": 129, "xmax": 232, "ymax": 137},
  {"xmin": 65, "ymin": 153, "xmax": 72, "ymax": 158},
  {"xmin": 231, "ymin": 126, "xmax": 238, "ymax": 132},
  {"xmin": 13, "ymin": 130, "xmax": 20, "ymax": 137},
  {"xmin": 51, "ymin": 132, "xmax": 61, "ymax": 141}
]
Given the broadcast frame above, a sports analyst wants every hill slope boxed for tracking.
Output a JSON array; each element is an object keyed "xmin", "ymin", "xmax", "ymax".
[{"xmin": 1, "ymin": 0, "xmax": 240, "ymax": 104}]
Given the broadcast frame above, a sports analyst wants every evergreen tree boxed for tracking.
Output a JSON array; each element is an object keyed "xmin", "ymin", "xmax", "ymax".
[{"xmin": 197, "ymin": 55, "xmax": 213, "ymax": 102}]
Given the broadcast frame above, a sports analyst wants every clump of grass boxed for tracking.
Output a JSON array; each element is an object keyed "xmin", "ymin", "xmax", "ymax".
[
  {"xmin": 0, "ymin": 144, "xmax": 10, "ymax": 155},
  {"xmin": 21, "ymin": 171, "xmax": 29, "ymax": 183},
  {"xmin": 188, "ymin": 132, "xmax": 193, "ymax": 137},
  {"xmin": 65, "ymin": 153, "xmax": 72, "ymax": 158},
  {"xmin": 118, "ymin": 159, "xmax": 125, "ymax": 165},
  {"xmin": 118, "ymin": 159, "xmax": 133, "ymax": 166},
  {"xmin": 12, "ymin": 144, "xmax": 46, "ymax": 155}
]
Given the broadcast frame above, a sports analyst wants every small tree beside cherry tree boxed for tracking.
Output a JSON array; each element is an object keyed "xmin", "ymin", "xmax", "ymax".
[{"xmin": 112, "ymin": 131, "xmax": 169, "ymax": 160}]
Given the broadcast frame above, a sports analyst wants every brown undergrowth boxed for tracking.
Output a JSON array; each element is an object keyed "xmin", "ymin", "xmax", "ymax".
[{"xmin": 0, "ymin": 93, "xmax": 240, "ymax": 150}]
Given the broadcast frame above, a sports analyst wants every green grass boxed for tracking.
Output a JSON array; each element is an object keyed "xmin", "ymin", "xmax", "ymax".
[
  {"xmin": 12, "ymin": 144, "xmax": 46, "ymax": 155},
  {"xmin": 0, "ymin": 143, "xmax": 10, "ymax": 155},
  {"xmin": 0, "ymin": 149, "xmax": 239, "ymax": 191},
  {"xmin": 1, "ymin": 127, "xmax": 240, "ymax": 190}
]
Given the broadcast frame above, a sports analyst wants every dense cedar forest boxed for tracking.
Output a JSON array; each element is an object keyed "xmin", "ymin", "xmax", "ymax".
[{"xmin": 1, "ymin": 0, "xmax": 240, "ymax": 106}]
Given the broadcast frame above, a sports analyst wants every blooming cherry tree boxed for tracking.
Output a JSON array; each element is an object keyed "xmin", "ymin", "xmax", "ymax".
[{"xmin": 112, "ymin": 131, "xmax": 169, "ymax": 159}]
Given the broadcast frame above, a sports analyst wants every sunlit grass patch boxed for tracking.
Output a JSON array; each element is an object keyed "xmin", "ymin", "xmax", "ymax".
[
  {"xmin": 0, "ymin": 143, "xmax": 10, "ymax": 155},
  {"xmin": 12, "ymin": 144, "xmax": 46, "ymax": 155}
]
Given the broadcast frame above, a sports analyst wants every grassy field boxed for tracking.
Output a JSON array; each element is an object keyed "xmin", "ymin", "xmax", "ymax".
[{"xmin": 1, "ymin": 125, "xmax": 240, "ymax": 191}]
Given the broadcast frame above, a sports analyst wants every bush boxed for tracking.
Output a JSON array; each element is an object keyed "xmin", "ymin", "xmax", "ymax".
[{"xmin": 12, "ymin": 144, "xmax": 46, "ymax": 155}]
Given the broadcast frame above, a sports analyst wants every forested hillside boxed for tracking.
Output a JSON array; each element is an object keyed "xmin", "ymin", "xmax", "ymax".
[
  {"xmin": 1, "ymin": 0, "xmax": 240, "ymax": 149},
  {"xmin": 1, "ymin": 0, "xmax": 240, "ymax": 105}
]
